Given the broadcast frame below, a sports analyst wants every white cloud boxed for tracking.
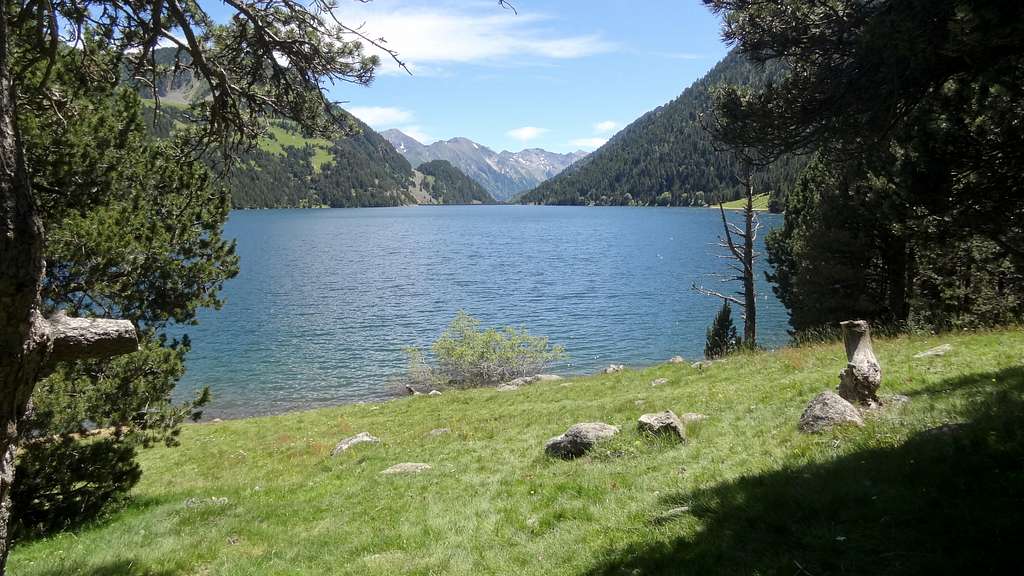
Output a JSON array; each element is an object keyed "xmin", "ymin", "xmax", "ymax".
[
  {"xmin": 594, "ymin": 120, "xmax": 619, "ymax": 134},
  {"xmin": 399, "ymin": 125, "xmax": 433, "ymax": 144},
  {"xmin": 570, "ymin": 137, "xmax": 608, "ymax": 150},
  {"xmin": 507, "ymin": 126, "xmax": 549, "ymax": 142},
  {"xmin": 347, "ymin": 106, "xmax": 413, "ymax": 127},
  {"xmin": 337, "ymin": 2, "xmax": 615, "ymax": 73}
]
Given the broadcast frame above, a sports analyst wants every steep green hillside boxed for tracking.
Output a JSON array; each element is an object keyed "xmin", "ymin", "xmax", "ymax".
[
  {"xmin": 519, "ymin": 51, "xmax": 807, "ymax": 208},
  {"xmin": 10, "ymin": 329, "xmax": 1023, "ymax": 575},
  {"xmin": 417, "ymin": 160, "xmax": 496, "ymax": 205}
]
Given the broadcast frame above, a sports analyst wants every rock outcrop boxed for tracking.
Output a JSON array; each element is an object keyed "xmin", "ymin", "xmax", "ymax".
[
  {"xmin": 330, "ymin": 432, "xmax": 380, "ymax": 456},
  {"xmin": 799, "ymin": 391, "xmax": 864, "ymax": 433},
  {"xmin": 545, "ymin": 422, "xmax": 619, "ymax": 459},
  {"xmin": 638, "ymin": 411, "xmax": 686, "ymax": 441}
]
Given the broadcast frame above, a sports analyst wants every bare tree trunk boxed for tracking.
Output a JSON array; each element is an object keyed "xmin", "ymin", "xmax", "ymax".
[
  {"xmin": 0, "ymin": 14, "xmax": 137, "ymax": 571},
  {"xmin": 742, "ymin": 174, "xmax": 756, "ymax": 345}
]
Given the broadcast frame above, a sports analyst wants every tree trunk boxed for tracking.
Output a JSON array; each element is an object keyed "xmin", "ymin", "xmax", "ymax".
[
  {"xmin": 1, "ymin": 14, "xmax": 137, "ymax": 571},
  {"xmin": 742, "ymin": 178, "xmax": 756, "ymax": 345}
]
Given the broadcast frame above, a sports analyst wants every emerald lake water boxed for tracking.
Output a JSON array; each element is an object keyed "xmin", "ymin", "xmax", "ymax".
[{"xmin": 175, "ymin": 205, "xmax": 790, "ymax": 418}]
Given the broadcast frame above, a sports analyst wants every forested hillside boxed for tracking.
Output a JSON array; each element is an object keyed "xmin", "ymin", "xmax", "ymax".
[
  {"xmin": 417, "ymin": 160, "xmax": 496, "ymax": 205},
  {"xmin": 519, "ymin": 51, "xmax": 806, "ymax": 208}
]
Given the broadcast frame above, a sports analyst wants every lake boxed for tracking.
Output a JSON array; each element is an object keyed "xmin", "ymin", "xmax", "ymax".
[{"xmin": 174, "ymin": 205, "xmax": 790, "ymax": 418}]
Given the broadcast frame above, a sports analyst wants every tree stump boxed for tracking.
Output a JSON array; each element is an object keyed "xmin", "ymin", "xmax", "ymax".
[{"xmin": 837, "ymin": 320, "xmax": 881, "ymax": 406}]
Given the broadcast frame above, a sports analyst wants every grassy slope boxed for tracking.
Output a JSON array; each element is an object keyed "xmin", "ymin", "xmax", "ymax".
[
  {"xmin": 11, "ymin": 330, "xmax": 1024, "ymax": 575},
  {"xmin": 720, "ymin": 193, "xmax": 770, "ymax": 210}
]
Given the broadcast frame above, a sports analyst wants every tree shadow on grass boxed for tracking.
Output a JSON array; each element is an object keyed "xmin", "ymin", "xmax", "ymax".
[
  {"xmin": 586, "ymin": 366, "xmax": 1024, "ymax": 575},
  {"xmin": 37, "ymin": 560, "xmax": 180, "ymax": 576}
]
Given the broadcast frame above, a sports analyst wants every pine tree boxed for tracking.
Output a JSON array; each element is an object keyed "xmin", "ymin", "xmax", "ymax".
[{"xmin": 705, "ymin": 302, "xmax": 740, "ymax": 360}]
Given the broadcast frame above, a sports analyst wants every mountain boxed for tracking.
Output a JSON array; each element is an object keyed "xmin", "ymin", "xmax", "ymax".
[
  {"xmin": 517, "ymin": 51, "xmax": 807, "ymax": 209},
  {"xmin": 382, "ymin": 130, "xmax": 587, "ymax": 202},
  {"xmin": 135, "ymin": 49, "xmax": 493, "ymax": 209},
  {"xmin": 416, "ymin": 160, "xmax": 496, "ymax": 205}
]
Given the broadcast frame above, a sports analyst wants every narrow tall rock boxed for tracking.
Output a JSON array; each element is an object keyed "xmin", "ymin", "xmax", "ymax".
[{"xmin": 837, "ymin": 320, "xmax": 881, "ymax": 406}]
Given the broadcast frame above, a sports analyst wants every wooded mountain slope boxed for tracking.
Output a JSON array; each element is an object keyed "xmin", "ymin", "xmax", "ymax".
[{"xmin": 518, "ymin": 51, "xmax": 807, "ymax": 208}]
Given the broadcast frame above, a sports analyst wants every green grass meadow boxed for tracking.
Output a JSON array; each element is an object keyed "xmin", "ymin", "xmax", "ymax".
[{"xmin": 11, "ymin": 329, "xmax": 1024, "ymax": 575}]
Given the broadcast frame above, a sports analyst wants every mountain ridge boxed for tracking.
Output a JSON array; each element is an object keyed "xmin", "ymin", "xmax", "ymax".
[{"xmin": 382, "ymin": 129, "xmax": 587, "ymax": 202}]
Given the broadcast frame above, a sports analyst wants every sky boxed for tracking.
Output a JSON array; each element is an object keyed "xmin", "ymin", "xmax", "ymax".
[{"xmin": 213, "ymin": 1, "xmax": 731, "ymax": 154}]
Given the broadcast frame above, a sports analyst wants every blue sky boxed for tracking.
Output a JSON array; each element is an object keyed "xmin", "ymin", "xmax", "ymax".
[
  {"xmin": 328, "ymin": 0, "xmax": 729, "ymax": 153},
  {"xmin": 203, "ymin": 1, "xmax": 729, "ymax": 154}
]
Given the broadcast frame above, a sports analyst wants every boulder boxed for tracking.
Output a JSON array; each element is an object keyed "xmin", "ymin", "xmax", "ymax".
[
  {"xmin": 668, "ymin": 356, "xmax": 686, "ymax": 364},
  {"xmin": 545, "ymin": 422, "xmax": 619, "ymax": 459},
  {"xmin": 380, "ymin": 462, "xmax": 432, "ymax": 475},
  {"xmin": 604, "ymin": 364, "xmax": 625, "ymax": 374},
  {"xmin": 330, "ymin": 432, "xmax": 380, "ymax": 456},
  {"xmin": 651, "ymin": 378, "xmax": 669, "ymax": 387},
  {"xmin": 914, "ymin": 344, "xmax": 952, "ymax": 358},
  {"xmin": 638, "ymin": 411, "xmax": 686, "ymax": 441},
  {"xmin": 799, "ymin": 391, "xmax": 864, "ymax": 433}
]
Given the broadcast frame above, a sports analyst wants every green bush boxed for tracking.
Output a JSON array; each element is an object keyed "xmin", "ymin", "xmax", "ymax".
[{"xmin": 407, "ymin": 312, "xmax": 566, "ymax": 389}]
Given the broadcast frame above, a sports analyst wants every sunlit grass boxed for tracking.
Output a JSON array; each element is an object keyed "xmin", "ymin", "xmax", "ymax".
[{"xmin": 10, "ymin": 329, "xmax": 1023, "ymax": 575}]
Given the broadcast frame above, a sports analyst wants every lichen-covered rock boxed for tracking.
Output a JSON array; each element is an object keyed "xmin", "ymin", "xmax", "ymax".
[
  {"xmin": 380, "ymin": 462, "xmax": 432, "ymax": 474},
  {"xmin": 638, "ymin": 411, "xmax": 686, "ymax": 441},
  {"xmin": 330, "ymin": 432, "xmax": 380, "ymax": 456},
  {"xmin": 799, "ymin": 391, "xmax": 864, "ymax": 433},
  {"xmin": 545, "ymin": 422, "xmax": 619, "ymax": 459}
]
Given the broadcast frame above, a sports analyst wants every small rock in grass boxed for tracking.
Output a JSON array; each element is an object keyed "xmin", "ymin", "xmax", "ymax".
[
  {"xmin": 545, "ymin": 422, "xmax": 620, "ymax": 459},
  {"xmin": 331, "ymin": 432, "xmax": 380, "ymax": 456},
  {"xmin": 638, "ymin": 411, "xmax": 686, "ymax": 441},
  {"xmin": 651, "ymin": 378, "xmax": 669, "ymax": 387},
  {"xmin": 381, "ymin": 462, "xmax": 432, "ymax": 475},
  {"xmin": 680, "ymin": 413, "xmax": 708, "ymax": 425},
  {"xmin": 604, "ymin": 364, "xmax": 625, "ymax": 374},
  {"xmin": 429, "ymin": 428, "xmax": 451, "ymax": 436},
  {"xmin": 653, "ymin": 506, "xmax": 691, "ymax": 524},
  {"xmin": 668, "ymin": 356, "xmax": 686, "ymax": 364},
  {"xmin": 799, "ymin": 391, "xmax": 864, "ymax": 433},
  {"xmin": 914, "ymin": 344, "xmax": 952, "ymax": 358}
]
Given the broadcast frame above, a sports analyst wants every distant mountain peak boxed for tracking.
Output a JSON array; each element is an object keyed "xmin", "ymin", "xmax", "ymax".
[{"xmin": 382, "ymin": 130, "xmax": 587, "ymax": 202}]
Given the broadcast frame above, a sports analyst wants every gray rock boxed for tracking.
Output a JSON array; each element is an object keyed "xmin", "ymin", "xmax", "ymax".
[
  {"xmin": 680, "ymin": 413, "xmax": 708, "ymax": 425},
  {"xmin": 914, "ymin": 344, "xmax": 952, "ymax": 358},
  {"xmin": 545, "ymin": 422, "xmax": 620, "ymax": 459},
  {"xmin": 638, "ymin": 411, "xmax": 686, "ymax": 441},
  {"xmin": 651, "ymin": 378, "xmax": 669, "ymax": 387},
  {"xmin": 429, "ymin": 428, "xmax": 451, "ymax": 436},
  {"xmin": 668, "ymin": 356, "xmax": 686, "ymax": 364},
  {"xmin": 799, "ymin": 391, "xmax": 864, "ymax": 433},
  {"xmin": 331, "ymin": 432, "xmax": 380, "ymax": 456},
  {"xmin": 653, "ymin": 506, "xmax": 691, "ymax": 524},
  {"xmin": 604, "ymin": 364, "xmax": 625, "ymax": 374},
  {"xmin": 380, "ymin": 462, "xmax": 432, "ymax": 475}
]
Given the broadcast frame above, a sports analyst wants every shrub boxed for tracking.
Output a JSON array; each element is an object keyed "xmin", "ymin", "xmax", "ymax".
[
  {"xmin": 705, "ymin": 302, "xmax": 741, "ymax": 359},
  {"xmin": 407, "ymin": 312, "xmax": 566, "ymax": 389}
]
